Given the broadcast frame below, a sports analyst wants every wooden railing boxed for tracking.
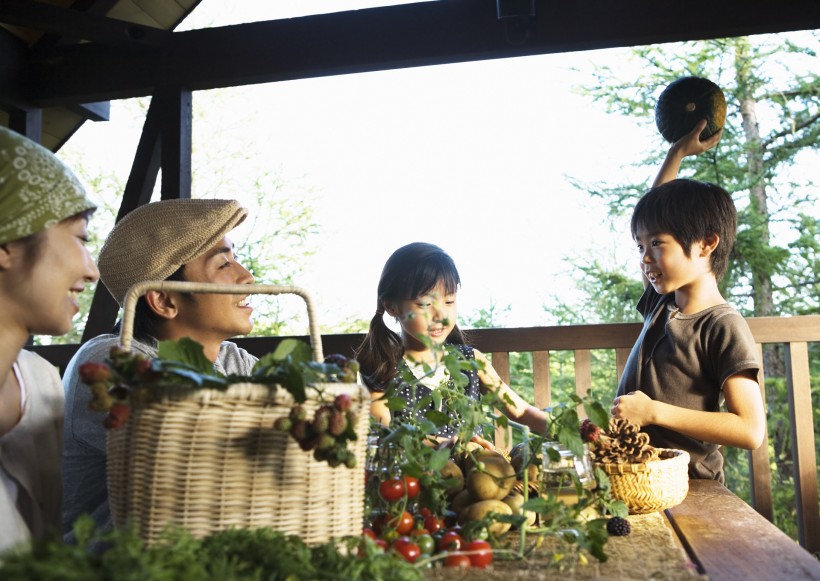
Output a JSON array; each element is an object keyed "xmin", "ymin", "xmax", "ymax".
[{"xmin": 32, "ymin": 315, "xmax": 819, "ymax": 553}]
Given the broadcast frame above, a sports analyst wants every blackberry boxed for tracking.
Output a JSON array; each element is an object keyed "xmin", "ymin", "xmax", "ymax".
[
  {"xmin": 324, "ymin": 353, "xmax": 349, "ymax": 368},
  {"xmin": 606, "ymin": 516, "xmax": 631, "ymax": 537}
]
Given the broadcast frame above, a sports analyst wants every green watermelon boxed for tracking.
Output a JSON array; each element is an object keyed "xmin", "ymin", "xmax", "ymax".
[{"xmin": 655, "ymin": 76, "xmax": 727, "ymax": 143}]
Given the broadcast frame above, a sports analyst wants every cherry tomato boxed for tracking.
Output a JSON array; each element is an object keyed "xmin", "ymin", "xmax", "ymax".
[
  {"xmin": 402, "ymin": 475, "xmax": 420, "ymax": 498},
  {"xmin": 424, "ymin": 515, "xmax": 443, "ymax": 534},
  {"xmin": 410, "ymin": 528, "xmax": 430, "ymax": 537},
  {"xmin": 437, "ymin": 530, "xmax": 464, "ymax": 552},
  {"xmin": 362, "ymin": 527, "xmax": 377, "ymax": 540},
  {"xmin": 419, "ymin": 507, "xmax": 433, "ymax": 518},
  {"xmin": 379, "ymin": 477, "xmax": 405, "ymax": 502},
  {"xmin": 392, "ymin": 537, "xmax": 422, "ymax": 563},
  {"xmin": 389, "ymin": 510, "xmax": 415, "ymax": 535},
  {"xmin": 414, "ymin": 533, "xmax": 436, "ymax": 555},
  {"xmin": 374, "ymin": 538, "xmax": 388, "ymax": 551},
  {"xmin": 464, "ymin": 539, "xmax": 493, "ymax": 568},
  {"xmin": 444, "ymin": 553, "xmax": 471, "ymax": 568}
]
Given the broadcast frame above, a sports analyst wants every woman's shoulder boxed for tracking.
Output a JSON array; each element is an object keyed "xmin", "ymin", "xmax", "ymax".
[
  {"xmin": 17, "ymin": 349, "xmax": 60, "ymax": 377},
  {"xmin": 17, "ymin": 350, "xmax": 63, "ymax": 402}
]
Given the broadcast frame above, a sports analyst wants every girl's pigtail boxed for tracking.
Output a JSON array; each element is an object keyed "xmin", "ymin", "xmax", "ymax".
[{"xmin": 356, "ymin": 310, "xmax": 404, "ymax": 390}]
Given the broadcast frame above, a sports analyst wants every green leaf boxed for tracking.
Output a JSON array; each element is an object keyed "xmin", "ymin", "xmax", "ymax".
[
  {"xmin": 157, "ymin": 337, "xmax": 214, "ymax": 374},
  {"xmin": 587, "ymin": 401, "xmax": 610, "ymax": 429},
  {"xmin": 272, "ymin": 338, "xmax": 312, "ymax": 363},
  {"xmin": 385, "ymin": 396, "xmax": 407, "ymax": 411},
  {"xmin": 281, "ymin": 365, "xmax": 307, "ymax": 402},
  {"xmin": 428, "ymin": 447, "xmax": 451, "ymax": 471}
]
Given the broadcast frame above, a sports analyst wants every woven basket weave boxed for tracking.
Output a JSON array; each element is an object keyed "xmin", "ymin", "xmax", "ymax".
[
  {"xmin": 596, "ymin": 448, "xmax": 690, "ymax": 514},
  {"xmin": 106, "ymin": 282, "xmax": 369, "ymax": 545}
]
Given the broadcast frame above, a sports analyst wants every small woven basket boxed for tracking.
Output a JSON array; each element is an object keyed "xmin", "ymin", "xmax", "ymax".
[
  {"xmin": 596, "ymin": 448, "xmax": 690, "ymax": 514},
  {"xmin": 106, "ymin": 282, "xmax": 370, "ymax": 545}
]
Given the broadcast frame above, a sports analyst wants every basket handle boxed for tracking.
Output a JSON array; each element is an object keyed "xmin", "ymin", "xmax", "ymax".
[{"xmin": 119, "ymin": 281, "xmax": 324, "ymax": 362}]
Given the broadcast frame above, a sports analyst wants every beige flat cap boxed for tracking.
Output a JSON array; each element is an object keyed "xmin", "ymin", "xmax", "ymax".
[{"xmin": 98, "ymin": 198, "xmax": 248, "ymax": 305}]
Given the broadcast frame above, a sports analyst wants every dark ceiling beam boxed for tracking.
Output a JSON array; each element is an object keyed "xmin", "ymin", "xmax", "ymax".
[
  {"xmin": 0, "ymin": 27, "xmax": 27, "ymax": 109},
  {"xmin": 67, "ymin": 101, "xmax": 110, "ymax": 122},
  {"xmin": 17, "ymin": 0, "xmax": 820, "ymax": 107},
  {"xmin": 0, "ymin": 0, "xmax": 171, "ymax": 48}
]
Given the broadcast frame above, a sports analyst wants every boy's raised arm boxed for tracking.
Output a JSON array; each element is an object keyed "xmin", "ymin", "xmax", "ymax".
[{"xmin": 653, "ymin": 119, "xmax": 723, "ymax": 188}]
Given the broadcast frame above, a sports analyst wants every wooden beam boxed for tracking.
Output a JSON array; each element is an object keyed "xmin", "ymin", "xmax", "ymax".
[
  {"xmin": 8, "ymin": 107, "xmax": 41, "ymax": 141},
  {"xmin": 0, "ymin": 0, "xmax": 171, "ymax": 48},
  {"xmin": 0, "ymin": 27, "xmax": 27, "ymax": 110},
  {"xmin": 157, "ymin": 87, "xmax": 192, "ymax": 200},
  {"xmin": 81, "ymin": 93, "xmax": 165, "ymax": 342},
  {"xmin": 19, "ymin": 0, "xmax": 820, "ymax": 106},
  {"xmin": 67, "ymin": 101, "xmax": 110, "ymax": 122}
]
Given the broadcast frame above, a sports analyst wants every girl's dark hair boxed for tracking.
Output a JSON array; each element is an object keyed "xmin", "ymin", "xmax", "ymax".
[
  {"xmin": 631, "ymin": 178, "xmax": 736, "ymax": 281},
  {"xmin": 355, "ymin": 242, "xmax": 467, "ymax": 390}
]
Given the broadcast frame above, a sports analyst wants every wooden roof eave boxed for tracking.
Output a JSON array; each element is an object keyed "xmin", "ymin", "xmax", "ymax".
[{"xmin": 17, "ymin": 0, "xmax": 820, "ymax": 108}]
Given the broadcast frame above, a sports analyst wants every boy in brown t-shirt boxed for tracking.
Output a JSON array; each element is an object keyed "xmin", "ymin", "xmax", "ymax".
[{"xmin": 612, "ymin": 120, "xmax": 766, "ymax": 482}]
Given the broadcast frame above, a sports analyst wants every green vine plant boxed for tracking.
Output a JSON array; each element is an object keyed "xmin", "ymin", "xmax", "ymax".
[{"xmin": 365, "ymin": 340, "xmax": 628, "ymax": 569}]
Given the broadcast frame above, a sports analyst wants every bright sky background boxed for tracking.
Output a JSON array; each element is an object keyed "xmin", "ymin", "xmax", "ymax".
[{"xmin": 59, "ymin": 2, "xmax": 816, "ymax": 333}]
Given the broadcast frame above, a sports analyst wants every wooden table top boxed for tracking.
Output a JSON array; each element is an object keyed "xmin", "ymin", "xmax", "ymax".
[
  {"xmin": 425, "ymin": 478, "xmax": 819, "ymax": 580},
  {"xmin": 665, "ymin": 479, "xmax": 820, "ymax": 581}
]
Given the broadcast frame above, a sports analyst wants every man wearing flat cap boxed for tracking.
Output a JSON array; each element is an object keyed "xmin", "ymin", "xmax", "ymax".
[{"xmin": 61, "ymin": 198, "xmax": 259, "ymax": 539}]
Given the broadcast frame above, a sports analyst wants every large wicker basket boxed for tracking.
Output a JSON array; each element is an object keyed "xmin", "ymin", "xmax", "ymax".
[
  {"xmin": 596, "ymin": 448, "xmax": 690, "ymax": 514},
  {"xmin": 106, "ymin": 282, "xmax": 370, "ymax": 545}
]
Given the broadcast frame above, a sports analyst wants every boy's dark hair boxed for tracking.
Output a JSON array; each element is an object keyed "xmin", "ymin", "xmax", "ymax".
[
  {"xmin": 126, "ymin": 265, "xmax": 188, "ymax": 342},
  {"xmin": 631, "ymin": 178, "xmax": 736, "ymax": 281},
  {"xmin": 355, "ymin": 242, "xmax": 467, "ymax": 390}
]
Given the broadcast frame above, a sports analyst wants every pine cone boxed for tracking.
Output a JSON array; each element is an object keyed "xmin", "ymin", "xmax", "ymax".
[{"xmin": 590, "ymin": 418, "xmax": 658, "ymax": 464}]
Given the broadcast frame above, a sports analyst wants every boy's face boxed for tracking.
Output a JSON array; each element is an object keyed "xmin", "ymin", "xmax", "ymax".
[
  {"xmin": 168, "ymin": 235, "xmax": 255, "ymax": 342},
  {"xmin": 635, "ymin": 225, "xmax": 714, "ymax": 296}
]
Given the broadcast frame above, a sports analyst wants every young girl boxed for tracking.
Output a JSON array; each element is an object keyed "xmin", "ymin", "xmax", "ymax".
[
  {"xmin": 0, "ymin": 127, "xmax": 99, "ymax": 553},
  {"xmin": 356, "ymin": 242, "xmax": 546, "ymax": 441}
]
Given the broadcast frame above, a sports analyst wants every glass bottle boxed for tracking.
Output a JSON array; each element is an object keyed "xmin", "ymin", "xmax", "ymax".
[{"xmin": 540, "ymin": 440, "xmax": 595, "ymax": 504}]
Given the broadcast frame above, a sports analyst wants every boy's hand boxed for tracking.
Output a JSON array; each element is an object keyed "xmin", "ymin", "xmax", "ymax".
[
  {"xmin": 670, "ymin": 118, "xmax": 723, "ymax": 158},
  {"xmin": 652, "ymin": 118, "xmax": 723, "ymax": 187},
  {"xmin": 611, "ymin": 390, "xmax": 655, "ymax": 427}
]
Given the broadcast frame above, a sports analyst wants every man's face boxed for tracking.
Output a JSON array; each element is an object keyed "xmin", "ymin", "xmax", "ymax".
[{"xmin": 169, "ymin": 235, "xmax": 255, "ymax": 342}]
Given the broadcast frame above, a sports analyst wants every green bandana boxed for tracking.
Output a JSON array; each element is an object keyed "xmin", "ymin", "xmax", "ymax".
[{"xmin": 0, "ymin": 127, "xmax": 96, "ymax": 245}]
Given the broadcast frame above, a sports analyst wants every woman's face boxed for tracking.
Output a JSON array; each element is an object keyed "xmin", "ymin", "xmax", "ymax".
[{"xmin": 3, "ymin": 217, "xmax": 99, "ymax": 336}]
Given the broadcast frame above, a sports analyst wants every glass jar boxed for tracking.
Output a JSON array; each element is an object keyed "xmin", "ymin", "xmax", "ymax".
[
  {"xmin": 364, "ymin": 436, "xmax": 407, "ymax": 516},
  {"xmin": 540, "ymin": 440, "xmax": 595, "ymax": 502}
]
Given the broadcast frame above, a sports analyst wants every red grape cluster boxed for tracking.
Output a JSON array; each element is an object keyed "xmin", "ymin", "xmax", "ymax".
[{"xmin": 274, "ymin": 392, "xmax": 359, "ymax": 468}]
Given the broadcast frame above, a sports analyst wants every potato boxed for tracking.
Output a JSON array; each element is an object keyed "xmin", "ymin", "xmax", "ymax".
[
  {"xmin": 509, "ymin": 443, "xmax": 541, "ymax": 482},
  {"xmin": 458, "ymin": 499, "xmax": 513, "ymax": 535},
  {"xmin": 462, "ymin": 448, "xmax": 507, "ymax": 476},
  {"xmin": 440, "ymin": 460, "xmax": 464, "ymax": 498},
  {"xmin": 465, "ymin": 455, "xmax": 516, "ymax": 500},
  {"xmin": 450, "ymin": 488, "xmax": 474, "ymax": 514},
  {"xmin": 502, "ymin": 492, "xmax": 537, "ymax": 528}
]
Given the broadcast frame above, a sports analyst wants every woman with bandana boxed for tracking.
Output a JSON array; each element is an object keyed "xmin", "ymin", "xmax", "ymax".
[{"xmin": 0, "ymin": 127, "xmax": 99, "ymax": 554}]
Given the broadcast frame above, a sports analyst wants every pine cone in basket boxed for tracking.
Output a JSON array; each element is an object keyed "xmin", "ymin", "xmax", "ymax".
[{"xmin": 591, "ymin": 418, "xmax": 659, "ymax": 464}]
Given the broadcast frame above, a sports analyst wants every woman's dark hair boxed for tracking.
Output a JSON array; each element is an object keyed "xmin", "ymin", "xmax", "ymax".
[
  {"xmin": 631, "ymin": 178, "xmax": 736, "ymax": 282},
  {"xmin": 14, "ymin": 209, "xmax": 96, "ymax": 271},
  {"xmin": 355, "ymin": 242, "xmax": 467, "ymax": 390}
]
